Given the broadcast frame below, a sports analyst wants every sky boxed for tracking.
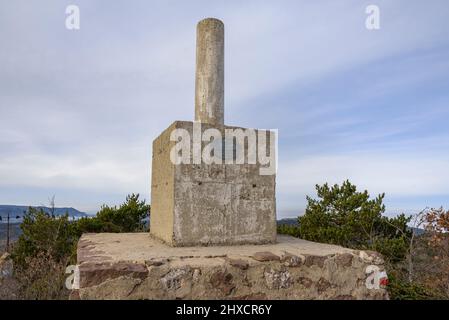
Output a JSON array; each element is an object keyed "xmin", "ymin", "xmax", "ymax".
[{"xmin": 0, "ymin": 0, "xmax": 449, "ymax": 218}]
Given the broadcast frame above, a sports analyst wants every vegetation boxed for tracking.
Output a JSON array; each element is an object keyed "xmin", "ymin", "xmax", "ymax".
[
  {"xmin": 277, "ymin": 180, "xmax": 449, "ymax": 300},
  {"xmin": 13, "ymin": 208, "xmax": 78, "ymax": 269},
  {"xmin": 75, "ymin": 194, "xmax": 149, "ymax": 233},
  {"xmin": 298, "ymin": 180, "xmax": 411, "ymax": 262},
  {"xmin": 407, "ymin": 207, "xmax": 449, "ymax": 298},
  {"xmin": 10, "ymin": 194, "xmax": 150, "ymax": 299},
  {"xmin": 277, "ymin": 223, "xmax": 301, "ymax": 238},
  {"xmin": 385, "ymin": 272, "xmax": 438, "ymax": 300}
]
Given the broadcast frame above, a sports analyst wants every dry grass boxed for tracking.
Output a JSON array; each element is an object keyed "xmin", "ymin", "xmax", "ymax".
[{"xmin": 13, "ymin": 250, "xmax": 71, "ymax": 300}]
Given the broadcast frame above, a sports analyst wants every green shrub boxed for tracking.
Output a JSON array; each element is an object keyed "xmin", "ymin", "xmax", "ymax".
[
  {"xmin": 277, "ymin": 224, "xmax": 301, "ymax": 238},
  {"xmin": 76, "ymin": 194, "xmax": 149, "ymax": 233},
  {"xmin": 386, "ymin": 271, "xmax": 441, "ymax": 300},
  {"xmin": 11, "ymin": 194, "xmax": 150, "ymax": 300},
  {"xmin": 12, "ymin": 208, "xmax": 78, "ymax": 268},
  {"xmin": 298, "ymin": 180, "xmax": 411, "ymax": 262}
]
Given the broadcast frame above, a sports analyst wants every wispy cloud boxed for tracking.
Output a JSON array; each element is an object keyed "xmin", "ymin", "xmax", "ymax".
[{"xmin": 0, "ymin": 0, "xmax": 448, "ymax": 215}]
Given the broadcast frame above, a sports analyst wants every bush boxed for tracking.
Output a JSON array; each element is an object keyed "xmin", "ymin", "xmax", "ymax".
[
  {"xmin": 12, "ymin": 208, "xmax": 78, "ymax": 268},
  {"xmin": 387, "ymin": 272, "xmax": 441, "ymax": 300},
  {"xmin": 11, "ymin": 194, "xmax": 150, "ymax": 300},
  {"xmin": 14, "ymin": 251, "xmax": 70, "ymax": 300},
  {"xmin": 277, "ymin": 224, "xmax": 301, "ymax": 238},
  {"xmin": 298, "ymin": 180, "xmax": 411, "ymax": 262},
  {"xmin": 11, "ymin": 208, "xmax": 77, "ymax": 299},
  {"xmin": 76, "ymin": 194, "xmax": 149, "ymax": 233}
]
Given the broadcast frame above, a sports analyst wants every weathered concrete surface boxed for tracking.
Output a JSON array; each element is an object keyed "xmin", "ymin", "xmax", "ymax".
[
  {"xmin": 75, "ymin": 233, "xmax": 389, "ymax": 300},
  {"xmin": 150, "ymin": 121, "xmax": 276, "ymax": 247},
  {"xmin": 150, "ymin": 122, "xmax": 178, "ymax": 245},
  {"xmin": 195, "ymin": 18, "xmax": 224, "ymax": 126}
]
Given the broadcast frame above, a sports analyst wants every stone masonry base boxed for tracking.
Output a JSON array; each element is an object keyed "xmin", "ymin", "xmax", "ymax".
[{"xmin": 74, "ymin": 233, "xmax": 388, "ymax": 300}]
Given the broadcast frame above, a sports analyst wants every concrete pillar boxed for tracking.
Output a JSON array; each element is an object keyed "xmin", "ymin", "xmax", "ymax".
[{"xmin": 195, "ymin": 18, "xmax": 224, "ymax": 126}]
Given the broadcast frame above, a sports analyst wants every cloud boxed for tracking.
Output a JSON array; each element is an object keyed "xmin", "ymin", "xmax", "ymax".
[
  {"xmin": 277, "ymin": 151, "xmax": 449, "ymax": 218},
  {"xmin": 0, "ymin": 0, "xmax": 448, "ymax": 215},
  {"xmin": 279, "ymin": 152, "xmax": 449, "ymax": 197},
  {"xmin": 0, "ymin": 145, "xmax": 149, "ymax": 193}
]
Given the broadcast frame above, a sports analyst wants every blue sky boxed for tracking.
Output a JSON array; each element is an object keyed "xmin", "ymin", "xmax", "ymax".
[{"xmin": 0, "ymin": 1, "xmax": 448, "ymax": 218}]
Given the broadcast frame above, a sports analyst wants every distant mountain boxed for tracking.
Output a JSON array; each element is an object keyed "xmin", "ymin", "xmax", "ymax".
[
  {"xmin": 0, "ymin": 205, "xmax": 88, "ymax": 223},
  {"xmin": 277, "ymin": 218, "xmax": 299, "ymax": 226}
]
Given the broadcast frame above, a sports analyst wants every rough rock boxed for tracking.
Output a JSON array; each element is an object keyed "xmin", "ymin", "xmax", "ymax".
[
  {"xmin": 334, "ymin": 253, "xmax": 354, "ymax": 267},
  {"xmin": 210, "ymin": 271, "xmax": 235, "ymax": 295},
  {"xmin": 264, "ymin": 268, "xmax": 292, "ymax": 289},
  {"xmin": 79, "ymin": 261, "xmax": 148, "ymax": 288},
  {"xmin": 359, "ymin": 250, "xmax": 384, "ymax": 265},
  {"xmin": 281, "ymin": 252, "xmax": 303, "ymax": 267},
  {"xmin": 252, "ymin": 252, "xmax": 280, "ymax": 262},
  {"xmin": 227, "ymin": 258, "xmax": 249, "ymax": 270}
]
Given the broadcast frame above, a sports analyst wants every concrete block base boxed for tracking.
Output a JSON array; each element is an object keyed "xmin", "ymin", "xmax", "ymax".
[
  {"xmin": 150, "ymin": 121, "xmax": 276, "ymax": 247},
  {"xmin": 75, "ymin": 233, "xmax": 389, "ymax": 300}
]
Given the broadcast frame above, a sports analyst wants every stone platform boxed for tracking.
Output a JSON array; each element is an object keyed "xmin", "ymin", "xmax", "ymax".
[{"xmin": 75, "ymin": 233, "xmax": 388, "ymax": 300}]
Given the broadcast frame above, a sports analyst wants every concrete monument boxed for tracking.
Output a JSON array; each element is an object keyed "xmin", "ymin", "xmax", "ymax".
[{"xmin": 150, "ymin": 18, "xmax": 277, "ymax": 246}]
